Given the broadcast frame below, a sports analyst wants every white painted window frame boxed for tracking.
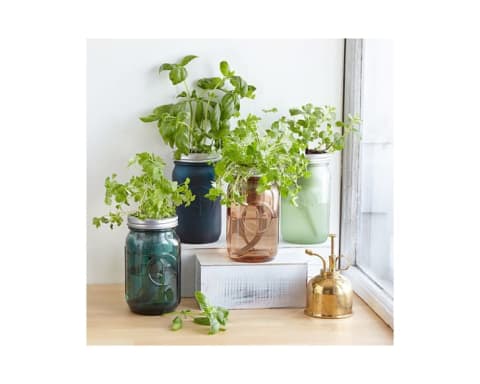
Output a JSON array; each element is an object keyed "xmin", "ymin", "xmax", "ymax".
[{"xmin": 340, "ymin": 39, "xmax": 394, "ymax": 329}]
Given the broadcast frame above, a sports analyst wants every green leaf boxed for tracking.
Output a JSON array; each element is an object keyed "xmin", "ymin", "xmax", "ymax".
[
  {"xmin": 193, "ymin": 317, "xmax": 210, "ymax": 326},
  {"xmin": 208, "ymin": 317, "xmax": 220, "ymax": 335},
  {"xmin": 92, "ymin": 152, "xmax": 195, "ymax": 228},
  {"xmin": 210, "ymin": 104, "xmax": 221, "ymax": 132},
  {"xmin": 139, "ymin": 114, "xmax": 160, "ymax": 123},
  {"xmin": 153, "ymin": 104, "xmax": 173, "ymax": 115},
  {"xmin": 217, "ymin": 120, "xmax": 230, "ymax": 138},
  {"xmin": 197, "ymin": 77, "xmax": 224, "ymax": 90},
  {"xmin": 219, "ymin": 61, "xmax": 231, "ymax": 76},
  {"xmin": 169, "ymin": 66, "xmax": 187, "ymax": 85},
  {"xmin": 262, "ymin": 107, "xmax": 278, "ymax": 113},
  {"xmin": 176, "ymin": 91, "xmax": 187, "ymax": 98},
  {"xmin": 246, "ymin": 85, "xmax": 256, "ymax": 98},
  {"xmin": 195, "ymin": 100, "xmax": 204, "ymax": 126},
  {"xmin": 179, "ymin": 55, "xmax": 198, "ymax": 66},
  {"xmin": 220, "ymin": 93, "xmax": 235, "ymax": 120},
  {"xmin": 217, "ymin": 307, "xmax": 229, "ymax": 322},
  {"xmin": 230, "ymin": 76, "xmax": 248, "ymax": 97},
  {"xmin": 289, "ymin": 108, "xmax": 303, "ymax": 116},
  {"xmin": 165, "ymin": 288, "xmax": 174, "ymax": 302},
  {"xmin": 159, "ymin": 63, "xmax": 173, "ymax": 73},
  {"xmin": 194, "ymin": 291, "xmax": 209, "ymax": 312},
  {"xmin": 174, "ymin": 123, "xmax": 190, "ymax": 154},
  {"xmin": 171, "ymin": 316, "xmax": 183, "ymax": 331}
]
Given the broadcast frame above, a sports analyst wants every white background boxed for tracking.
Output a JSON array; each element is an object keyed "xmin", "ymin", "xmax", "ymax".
[
  {"xmin": 87, "ymin": 39, "xmax": 344, "ymax": 283},
  {"xmin": 1, "ymin": 0, "xmax": 479, "ymax": 383}
]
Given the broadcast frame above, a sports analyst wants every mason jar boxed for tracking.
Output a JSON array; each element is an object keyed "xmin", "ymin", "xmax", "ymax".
[
  {"xmin": 227, "ymin": 176, "xmax": 279, "ymax": 262},
  {"xmin": 172, "ymin": 153, "xmax": 221, "ymax": 244},
  {"xmin": 125, "ymin": 216, "xmax": 181, "ymax": 315},
  {"xmin": 281, "ymin": 153, "xmax": 331, "ymax": 244}
]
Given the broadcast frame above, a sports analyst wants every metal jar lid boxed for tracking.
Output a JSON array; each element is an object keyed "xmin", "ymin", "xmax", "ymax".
[
  {"xmin": 177, "ymin": 153, "xmax": 221, "ymax": 163},
  {"xmin": 127, "ymin": 216, "xmax": 178, "ymax": 230},
  {"xmin": 307, "ymin": 152, "xmax": 332, "ymax": 165}
]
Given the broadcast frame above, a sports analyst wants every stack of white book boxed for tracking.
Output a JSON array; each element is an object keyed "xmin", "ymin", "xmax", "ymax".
[{"xmin": 194, "ymin": 248, "xmax": 325, "ymax": 309}]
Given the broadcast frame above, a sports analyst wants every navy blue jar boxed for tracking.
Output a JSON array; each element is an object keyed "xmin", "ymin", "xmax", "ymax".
[
  {"xmin": 172, "ymin": 154, "xmax": 221, "ymax": 244},
  {"xmin": 125, "ymin": 216, "xmax": 181, "ymax": 315}
]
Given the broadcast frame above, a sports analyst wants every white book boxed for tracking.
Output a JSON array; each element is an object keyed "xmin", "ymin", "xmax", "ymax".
[{"xmin": 194, "ymin": 248, "xmax": 309, "ymax": 309}]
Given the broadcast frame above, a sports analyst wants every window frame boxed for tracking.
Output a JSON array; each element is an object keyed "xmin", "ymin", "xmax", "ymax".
[{"xmin": 340, "ymin": 38, "xmax": 394, "ymax": 328}]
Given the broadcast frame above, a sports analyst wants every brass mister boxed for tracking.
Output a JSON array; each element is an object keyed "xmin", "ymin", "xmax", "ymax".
[{"xmin": 304, "ymin": 234, "xmax": 353, "ymax": 318}]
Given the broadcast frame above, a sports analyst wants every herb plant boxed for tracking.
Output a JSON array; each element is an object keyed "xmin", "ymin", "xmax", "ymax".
[
  {"xmin": 205, "ymin": 112, "xmax": 310, "ymax": 207},
  {"xmin": 285, "ymin": 103, "xmax": 361, "ymax": 154},
  {"xmin": 168, "ymin": 291, "xmax": 229, "ymax": 335},
  {"xmin": 92, "ymin": 152, "xmax": 195, "ymax": 229},
  {"xmin": 140, "ymin": 55, "xmax": 256, "ymax": 159}
]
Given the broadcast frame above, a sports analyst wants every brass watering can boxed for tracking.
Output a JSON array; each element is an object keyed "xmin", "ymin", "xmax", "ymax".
[{"xmin": 304, "ymin": 234, "xmax": 353, "ymax": 319}]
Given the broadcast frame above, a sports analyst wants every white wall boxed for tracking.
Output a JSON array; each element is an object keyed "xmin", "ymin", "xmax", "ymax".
[{"xmin": 87, "ymin": 39, "xmax": 345, "ymax": 284}]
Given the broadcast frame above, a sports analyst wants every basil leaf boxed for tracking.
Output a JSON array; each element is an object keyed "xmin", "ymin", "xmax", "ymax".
[
  {"xmin": 159, "ymin": 63, "xmax": 173, "ymax": 73},
  {"xmin": 197, "ymin": 77, "xmax": 224, "ymax": 90},
  {"xmin": 208, "ymin": 316, "xmax": 220, "ymax": 335},
  {"xmin": 175, "ymin": 122, "xmax": 190, "ymax": 154},
  {"xmin": 230, "ymin": 76, "xmax": 248, "ymax": 97},
  {"xmin": 139, "ymin": 114, "xmax": 161, "ymax": 123},
  {"xmin": 219, "ymin": 60, "xmax": 231, "ymax": 76},
  {"xmin": 210, "ymin": 104, "xmax": 221, "ymax": 132},
  {"xmin": 193, "ymin": 317, "xmax": 211, "ymax": 326},
  {"xmin": 217, "ymin": 120, "xmax": 230, "ymax": 138},
  {"xmin": 195, "ymin": 100, "xmax": 204, "ymax": 126},
  {"xmin": 246, "ymin": 85, "xmax": 256, "ymax": 98},
  {"xmin": 165, "ymin": 288, "xmax": 174, "ymax": 302},
  {"xmin": 179, "ymin": 55, "xmax": 198, "ymax": 66},
  {"xmin": 171, "ymin": 316, "xmax": 183, "ymax": 331},
  {"xmin": 194, "ymin": 291, "xmax": 209, "ymax": 312},
  {"xmin": 169, "ymin": 66, "xmax": 187, "ymax": 85},
  {"xmin": 153, "ymin": 104, "xmax": 173, "ymax": 115},
  {"xmin": 220, "ymin": 93, "xmax": 235, "ymax": 120}
]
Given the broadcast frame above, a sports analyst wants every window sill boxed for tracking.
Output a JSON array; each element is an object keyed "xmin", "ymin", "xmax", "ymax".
[{"xmin": 344, "ymin": 266, "xmax": 393, "ymax": 328}]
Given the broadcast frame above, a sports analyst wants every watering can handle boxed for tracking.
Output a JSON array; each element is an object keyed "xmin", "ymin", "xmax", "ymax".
[
  {"xmin": 336, "ymin": 254, "xmax": 352, "ymax": 271},
  {"xmin": 305, "ymin": 249, "xmax": 327, "ymax": 273}
]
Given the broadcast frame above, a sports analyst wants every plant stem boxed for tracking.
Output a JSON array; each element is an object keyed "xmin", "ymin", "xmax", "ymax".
[{"xmin": 183, "ymin": 80, "xmax": 194, "ymax": 152}]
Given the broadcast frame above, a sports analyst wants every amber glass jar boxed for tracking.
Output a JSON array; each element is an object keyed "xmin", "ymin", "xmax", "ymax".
[{"xmin": 226, "ymin": 177, "xmax": 279, "ymax": 262}]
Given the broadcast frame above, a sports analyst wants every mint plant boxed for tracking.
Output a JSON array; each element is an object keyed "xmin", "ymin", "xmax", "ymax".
[
  {"xmin": 205, "ymin": 112, "xmax": 310, "ymax": 207},
  {"xmin": 92, "ymin": 152, "xmax": 195, "ymax": 229},
  {"xmin": 285, "ymin": 104, "xmax": 361, "ymax": 154},
  {"xmin": 168, "ymin": 291, "xmax": 229, "ymax": 335},
  {"xmin": 140, "ymin": 55, "xmax": 256, "ymax": 159}
]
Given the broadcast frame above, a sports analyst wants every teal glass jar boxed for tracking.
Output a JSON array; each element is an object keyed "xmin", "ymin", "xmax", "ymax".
[
  {"xmin": 125, "ymin": 216, "xmax": 181, "ymax": 315},
  {"xmin": 281, "ymin": 153, "xmax": 331, "ymax": 244}
]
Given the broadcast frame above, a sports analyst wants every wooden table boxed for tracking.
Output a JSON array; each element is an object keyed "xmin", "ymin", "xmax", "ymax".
[{"xmin": 87, "ymin": 284, "xmax": 393, "ymax": 345}]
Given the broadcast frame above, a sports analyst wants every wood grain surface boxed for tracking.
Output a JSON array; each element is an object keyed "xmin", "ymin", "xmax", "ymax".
[{"xmin": 87, "ymin": 284, "xmax": 393, "ymax": 345}]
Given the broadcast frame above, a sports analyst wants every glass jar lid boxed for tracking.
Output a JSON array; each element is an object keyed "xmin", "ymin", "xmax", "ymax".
[
  {"xmin": 127, "ymin": 216, "xmax": 178, "ymax": 230},
  {"xmin": 307, "ymin": 153, "xmax": 332, "ymax": 165},
  {"xmin": 177, "ymin": 153, "xmax": 221, "ymax": 163}
]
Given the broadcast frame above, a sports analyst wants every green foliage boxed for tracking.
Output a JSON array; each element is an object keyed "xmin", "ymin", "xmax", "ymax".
[
  {"xmin": 205, "ymin": 113, "xmax": 310, "ymax": 206},
  {"xmin": 92, "ymin": 152, "xmax": 195, "ymax": 229},
  {"xmin": 166, "ymin": 291, "xmax": 229, "ymax": 335},
  {"xmin": 171, "ymin": 316, "xmax": 183, "ymax": 331},
  {"xmin": 285, "ymin": 103, "xmax": 361, "ymax": 153},
  {"xmin": 140, "ymin": 55, "xmax": 256, "ymax": 159}
]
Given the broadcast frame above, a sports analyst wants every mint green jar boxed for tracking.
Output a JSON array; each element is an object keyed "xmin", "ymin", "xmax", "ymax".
[{"xmin": 281, "ymin": 153, "xmax": 331, "ymax": 244}]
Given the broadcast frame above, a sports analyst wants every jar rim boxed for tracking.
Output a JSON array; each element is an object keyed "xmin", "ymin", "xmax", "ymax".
[
  {"xmin": 307, "ymin": 153, "xmax": 332, "ymax": 164},
  {"xmin": 177, "ymin": 153, "xmax": 221, "ymax": 163},
  {"xmin": 127, "ymin": 216, "xmax": 178, "ymax": 230}
]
